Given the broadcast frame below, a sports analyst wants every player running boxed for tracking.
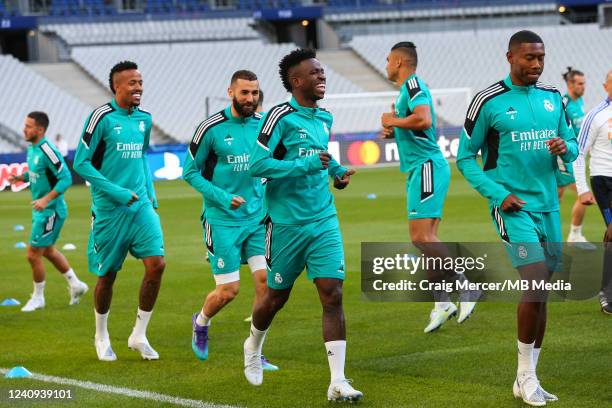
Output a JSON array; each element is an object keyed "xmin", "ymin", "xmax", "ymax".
[
  {"xmin": 457, "ymin": 31, "xmax": 578, "ymax": 406},
  {"xmin": 9, "ymin": 111, "xmax": 88, "ymax": 312},
  {"xmin": 74, "ymin": 61, "xmax": 166, "ymax": 362},
  {"xmin": 242, "ymin": 49, "xmax": 362, "ymax": 402},
  {"xmin": 557, "ymin": 67, "xmax": 593, "ymax": 247},
  {"xmin": 183, "ymin": 70, "xmax": 278, "ymax": 371},
  {"xmin": 574, "ymin": 69, "xmax": 612, "ymax": 315},
  {"xmin": 381, "ymin": 42, "xmax": 479, "ymax": 332}
]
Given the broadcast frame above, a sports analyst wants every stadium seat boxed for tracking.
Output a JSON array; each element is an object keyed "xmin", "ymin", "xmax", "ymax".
[
  {"xmin": 0, "ymin": 55, "xmax": 91, "ymax": 150},
  {"xmin": 41, "ymin": 17, "xmax": 261, "ymax": 45},
  {"xmin": 350, "ymin": 24, "xmax": 612, "ymax": 117},
  {"xmin": 71, "ymin": 41, "xmax": 365, "ymax": 140}
]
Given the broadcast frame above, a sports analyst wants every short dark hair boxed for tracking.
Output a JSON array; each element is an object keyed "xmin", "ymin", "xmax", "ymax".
[
  {"xmin": 109, "ymin": 61, "xmax": 138, "ymax": 94},
  {"xmin": 563, "ymin": 66, "xmax": 584, "ymax": 83},
  {"xmin": 391, "ymin": 41, "xmax": 418, "ymax": 68},
  {"xmin": 230, "ymin": 70, "xmax": 258, "ymax": 84},
  {"xmin": 257, "ymin": 89, "xmax": 264, "ymax": 106},
  {"xmin": 508, "ymin": 30, "xmax": 543, "ymax": 51},
  {"xmin": 279, "ymin": 48, "xmax": 316, "ymax": 92},
  {"xmin": 27, "ymin": 111, "xmax": 49, "ymax": 130}
]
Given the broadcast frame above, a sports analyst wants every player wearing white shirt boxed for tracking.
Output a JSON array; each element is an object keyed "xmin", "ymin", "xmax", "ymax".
[{"xmin": 574, "ymin": 70, "xmax": 612, "ymax": 315}]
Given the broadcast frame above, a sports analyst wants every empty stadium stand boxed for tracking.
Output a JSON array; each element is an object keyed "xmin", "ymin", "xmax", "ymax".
[
  {"xmin": 71, "ymin": 40, "xmax": 365, "ymax": 140},
  {"xmin": 0, "ymin": 55, "xmax": 91, "ymax": 150},
  {"xmin": 41, "ymin": 17, "xmax": 260, "ymax": 46},
  {"xmin": 351, "ymin": 24, "xmax": 612, "ymax": 112}
]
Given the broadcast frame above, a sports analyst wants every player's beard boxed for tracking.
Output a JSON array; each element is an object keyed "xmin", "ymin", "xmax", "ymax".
[{"xmin": 233, "ymin": 98, "xmax": 255, "ymax": 117}]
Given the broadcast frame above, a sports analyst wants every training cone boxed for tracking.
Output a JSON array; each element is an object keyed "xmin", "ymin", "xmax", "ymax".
[
  {"xmin": 1, "ymin": 298, "xmax": 20, "ymax": 306},
  {"xmin": 62, "ymin": 243, "xmax": 76, "ymax": 251},
  {"xmin": 14, "ymin": 242, "xmax": 26, "ymax": 249},
  {"xmin": 13, "ymin": 225, "xmax": 24, "ymax": 231},
  {"xmin": 5, "ymin": 366, "xmax": 32, "ymax": 378}
]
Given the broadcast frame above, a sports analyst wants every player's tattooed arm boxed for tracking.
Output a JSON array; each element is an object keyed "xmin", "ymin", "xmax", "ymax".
[{"xmin": 381, "ymin": 104, "xmax": 432, "ymax": 131}]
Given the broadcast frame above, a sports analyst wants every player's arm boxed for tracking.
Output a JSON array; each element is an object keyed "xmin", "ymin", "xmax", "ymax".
[
  {"xmin": 549, "ymin": 97, "xmax": 579, "ymax": 162},
  {"xmin": 381, "ymin": 84, "xmax": 432, "ymax": 131},
  {"xmin": 574, "ymin": 111, "xmax": 598, "ymax": 203},
  {"xmin": 73, "ymin": 114, "xmax": 135, "ymax": 205},
  {"xmin": 142, "ymin": 122, "xmax": 158, "ymax": 209},
  {"xmin": 327, "ymin": 156, "xmax": 348, "ymax": 179},
  {"xmin": 249, "ymin": 115, "xmax": 324, "ymax": 178},
  {"xmin": 382, "ymin": 104, "xmax": 432, "ymax": 130},
  {"xmin": 324, "ymin": 118, "xmax": 349, "ymax": 179},
  {"xmin": 456, "ymin": 104, "xmax": 514, "ymax": 207},
  {"xmin": 8, "ymin": 172, "xmax": 28, "ymax": 183},
  {"xmin": 327, "ymin": 147, "xmax": 355, "ymax": 189},
  {"xmin": 182, "ymin": 128, "xmax": 239, "ymax": 209},
  {"xmin": 32, "ymin": 145, "xmax": 72, "ymax": 211}
]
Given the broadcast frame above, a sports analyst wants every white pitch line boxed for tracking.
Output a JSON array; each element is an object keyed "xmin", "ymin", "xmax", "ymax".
[{"xmin": 1, "ymin": 368, "xmax": 239, "ymax": 408}]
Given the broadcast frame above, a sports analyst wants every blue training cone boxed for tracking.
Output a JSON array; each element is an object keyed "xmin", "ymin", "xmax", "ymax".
[
  {"xmin": 5, "ymin": 366, "xmax": 32, "ymax": 378},
  {"xmin": 13, "ymin": 225, "xmax": 24, "ymax": 231},
  {"xmin": 14, "ymin": 242, "xmax": 26, "ymax": 249},
  {"xmin": 1, "ymin": 298, "xmax": 20, "ymax": 306}
]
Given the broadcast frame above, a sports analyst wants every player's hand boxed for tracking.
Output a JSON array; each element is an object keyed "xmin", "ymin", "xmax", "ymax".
[
  {"xmin": 318, "ymin": 152, "xmax": 331, "ymax": 169},
  {"xmin": 334, "ymin": 169, "xmax": 356, "ymax": 190},
  {"xmin": 381, "ymin": 104, "xmax": 397, "ymax": 128},
  {"xmin": 547, "ymin": 137, "xmax": 567, "ymax": 156},
  {"xmin": 579, "ymin": 191, "xmax": 596, "ymax": 206},
  {"xmin": 230, "ymin": 196, "xmax": 246, "ymax": 209},
  {"xmin": 501, "ymin": 194, "xmax": 526, "ymax": 212},
  {"xmin": 380, "ymin": 126, "xmax": 394, "ymax": 139},
  {"xmin": 31, "ymin": 197, "xmax": 49, "ymax": 212},
  {"xmin": 127, "ymin": 192, "xmax": 139, "ymax": 207}
]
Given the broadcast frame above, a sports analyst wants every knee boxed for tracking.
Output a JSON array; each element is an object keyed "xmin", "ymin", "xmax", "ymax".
[
  {"xmin": 96, "ymin": 273, "xmax": 116, "ymax": 289},
  {"xmin": 219, "ymin": 285, "xmax": 239, "ymax": 304},
  {"xmin": 321, "ymin": 286, "xmax": 343, "ymax": 312},
  {"xmin": 26, "ymin": 250, "xmax": 41, "ymax": 264},
  {"xmin": 42, "ymin": 246, "xmax": 55, "ymax": 258},
  {"xmin": 411, "ymin": 232, "xmax": 432, "ymax": 246},
  {"xmin": 268, "ymin": 294, "xmax": 288, "ymax": 313},
  {"xmin": 147, "ymin": 258, "xmax": 165, "ymax": 279}
]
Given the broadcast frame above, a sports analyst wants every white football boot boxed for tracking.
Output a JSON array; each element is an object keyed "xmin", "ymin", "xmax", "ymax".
[{"xmin": 424, "ymin": 303, "xmax": 457, "ymax": 333}]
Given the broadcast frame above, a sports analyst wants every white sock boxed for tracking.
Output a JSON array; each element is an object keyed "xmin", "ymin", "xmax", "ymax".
[
  {"xmin": 435, "ymin": 301, "xmax": 451, "ymax": 311},
  {"xmin": 325, "ymin": 340, "xmax": 347, "ymax": 383},
  {"xmin": 533, "ymin": 347, "xmax": 541, "ymax": 370},
  {"xmin": 570, "ymin": 224, "xmax": 582, "ymax": 235},
  {"xmin": 196, "ymin": 311, "xmax": 211, "ymax": 326},
  {"xmin": 33, "ymin": 281, "xmax": 45, "ymax": 298},
  {"xmin": 95, "ymin": 310, "xmax": 109, "ymax": 340},
  {"xmin": 62, "ymin": 268, "xmax": 79, "ymax": 287},
  {"xmin": 517, "ymin": 340, "xmax": 536, "ymax": 374},
  {"xmin": 132, "ymin": 308, "xmax": 152, "ymax": 340},
  {"xmin": 245, "ymin": 323, "xmax": 267, "ymax": 354}
]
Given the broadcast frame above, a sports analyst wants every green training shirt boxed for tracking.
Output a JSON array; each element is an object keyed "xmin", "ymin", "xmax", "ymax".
[
  {"xmin": 183, "ymin": 106, "xmax": 265, "ymax": 227},
  {"xmin": 73, "ymin": 99, "xmax": 157, "ymax": 213},
  {"xmin": 457, "ymin": 75, "xmax": 578, "ymax": 212},
  {"xmin": 249, "ymin": 97, "xmax": 347, "ymax": 225},
  {"xmin": 393, "ymin": 74, "xmax": 445, "ymax": 173},
  {"xmin": 24, "ymin": 137, "xmax": 71, "ymax": 218},
  {"xmin": 562, "ymin": 94, "xmax": 585, "ymax": 138}
]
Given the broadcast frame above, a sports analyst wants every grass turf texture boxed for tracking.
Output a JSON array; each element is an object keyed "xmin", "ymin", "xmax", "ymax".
[{"xmin": 0, "ymin": 166, "xmax": 610, "ymax": 408}]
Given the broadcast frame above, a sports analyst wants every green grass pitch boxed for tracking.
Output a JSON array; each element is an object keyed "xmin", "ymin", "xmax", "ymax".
[{"xmin": 0, "ymin": 166, "xmax": 610, "ymax": 407}]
